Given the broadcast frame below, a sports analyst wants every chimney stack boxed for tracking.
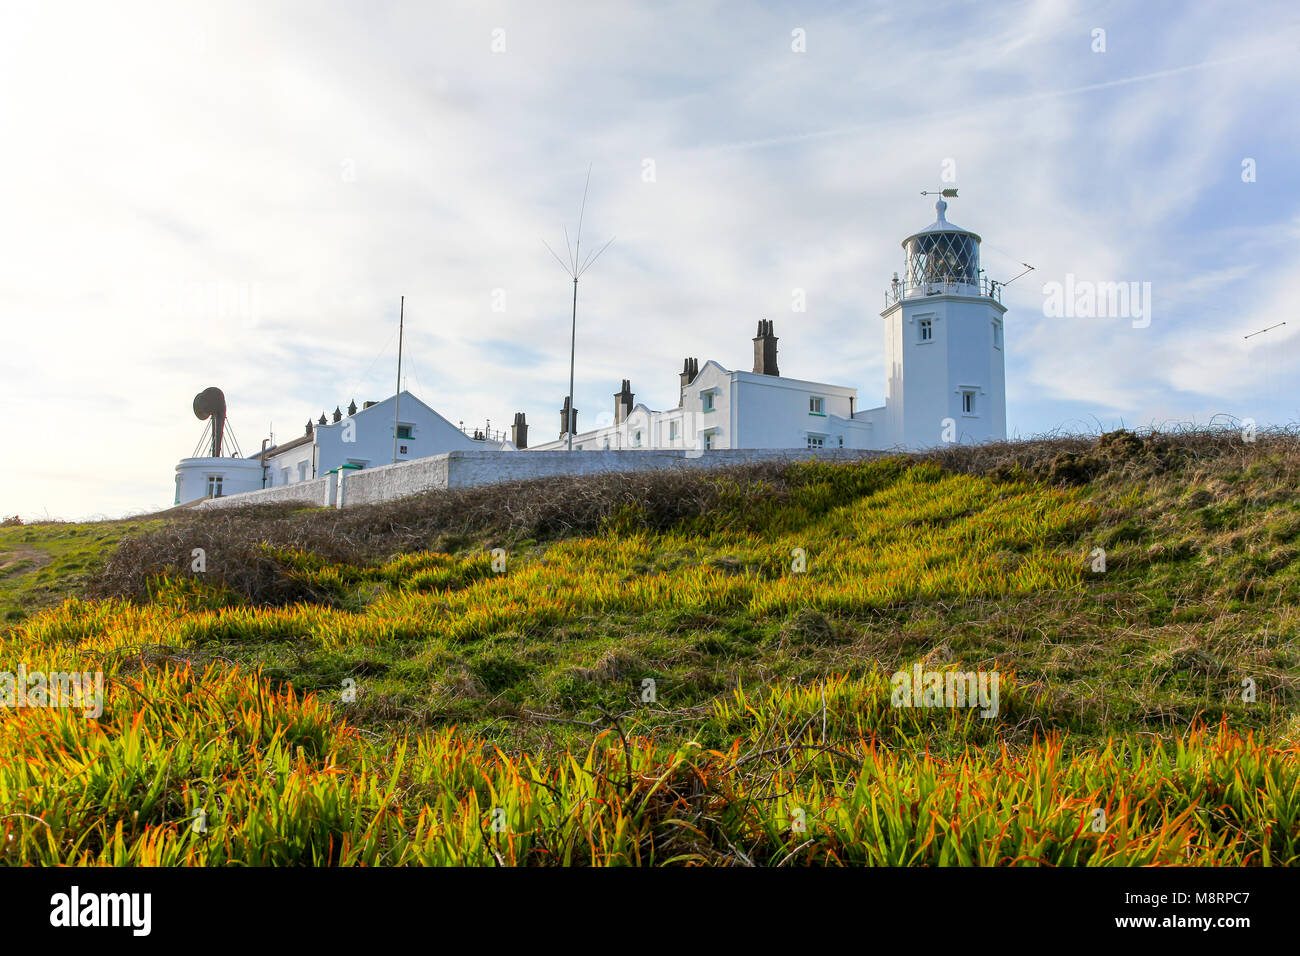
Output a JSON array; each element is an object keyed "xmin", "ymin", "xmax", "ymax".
[
  {"xmin": 753, "ymin": 320, "xmax": 779, "ymax": 376},
  {"xmin": 332, "ymin": 406, "xmax": 343, "ymax": 423},
  {"xmin": 347, "ymin": 399, "xmax": 357, "ymax": 416},
  {"xmin": 305, "ymin": 420, "xmax": 313, "ymax": 436},
  {"xmin": 679, "ymin": 357, "xmax": 698, "ymax": 404},
  {"xmin": 560, "ymin": 396, "xmax": 578, "ymax": 438},
  {"xmin": 614, "ymin": 379, "xmax": 634, "ymax": 424},
  {"xmin": 511, "ymin": 412, "xmax": 529, "ymax": 449}
]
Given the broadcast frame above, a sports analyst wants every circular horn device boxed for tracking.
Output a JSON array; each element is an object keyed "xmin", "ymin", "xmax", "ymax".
[{"xmin": 193, "ymin": 387, "xmax": 228, "ymax": 457}]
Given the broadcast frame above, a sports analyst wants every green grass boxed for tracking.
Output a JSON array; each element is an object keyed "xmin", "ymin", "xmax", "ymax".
[
  {"xmin": 0, "ymin": 521, "xmax": 149, "ymax": 623},
  {"xmin": 2, "ymin": 434, "xmax": 1299, "ymax": 865}
]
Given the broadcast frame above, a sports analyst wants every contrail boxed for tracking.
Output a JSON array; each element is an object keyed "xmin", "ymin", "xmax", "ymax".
[{"xmin": 679, "ymin": 45, "xmax": 1297, "ymax": 157}]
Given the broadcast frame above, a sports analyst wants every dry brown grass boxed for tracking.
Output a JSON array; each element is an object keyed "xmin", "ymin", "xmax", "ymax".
[{"xmin": 90, "ymin": 426, "xmax": 1300, "ymax": 607}]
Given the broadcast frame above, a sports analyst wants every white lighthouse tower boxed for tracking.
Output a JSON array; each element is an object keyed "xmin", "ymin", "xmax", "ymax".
[{"xmin": 879, "ymin": 195, "xmax": 1007, "ymax": 449}]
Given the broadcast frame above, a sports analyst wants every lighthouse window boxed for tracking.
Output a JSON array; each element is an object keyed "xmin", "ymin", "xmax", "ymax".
[
  {"xmin": 809, "ymin": 396, "xmax": 825, "ymax": 415},
  {"xmin": 396, "ymin": 425, "xmax": 413, "ymax": 439},
  {"xmin": 918, "ymin": 318, "xmax": 933, "ymax": 342},
  {"xmin": 993, "ymin": 323, "xmax": 1001, "ymax": 348},
  {"xmin": 961, "ymin": 390, "xmax": 976, "ymax": 415},
  {"xmin": 206, "ymin": 475, "xmax": 223, "ymax": 498}
]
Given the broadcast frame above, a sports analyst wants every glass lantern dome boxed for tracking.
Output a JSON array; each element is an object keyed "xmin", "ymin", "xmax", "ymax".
[{"xmin": 900, "ymin": 199, "xmax": 983, "ymax": 296}]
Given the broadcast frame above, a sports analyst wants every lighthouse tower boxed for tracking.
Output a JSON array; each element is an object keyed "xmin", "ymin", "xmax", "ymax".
[{"xmin": 879, "ymin": 196, "xmax": 1007, "ymax": 448}]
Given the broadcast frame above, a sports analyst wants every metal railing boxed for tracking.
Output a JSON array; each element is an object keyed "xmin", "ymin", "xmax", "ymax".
[{"xmin": 885, "ymin": 276, "xmax": 1003, "ymax": 308}]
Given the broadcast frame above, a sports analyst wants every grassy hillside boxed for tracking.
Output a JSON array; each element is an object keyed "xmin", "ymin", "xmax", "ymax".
[
  {"xmin": 2, "ymin": 430, "xmax": 1298, "ymax": 865},
  {"xmin": 0, "ymin": 519, "xmax": 152, "ymax": 623}
]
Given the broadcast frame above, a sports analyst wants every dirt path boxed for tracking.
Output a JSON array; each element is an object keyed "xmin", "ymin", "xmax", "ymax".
[{"xmin": 0, "ymin": 545, "xmax": 52, "ymax": 577}]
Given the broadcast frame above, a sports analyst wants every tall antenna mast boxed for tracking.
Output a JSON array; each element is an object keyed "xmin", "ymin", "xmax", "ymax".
[
  {"xmin": 543, "ymin": 165, "xmax": 614, "ymax": 451},
  {"xmin": 392, "ymin": 295, "xmax": 404, "ymax": 464}
]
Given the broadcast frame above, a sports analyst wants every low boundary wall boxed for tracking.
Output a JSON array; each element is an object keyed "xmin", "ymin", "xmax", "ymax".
[
  {"xmin": 199, "ymin": 448, "xmax": 888, "ymax": 510},
  {"xmin": 200, "ymin": 475, "xmax": 332, "ymax": 510}
]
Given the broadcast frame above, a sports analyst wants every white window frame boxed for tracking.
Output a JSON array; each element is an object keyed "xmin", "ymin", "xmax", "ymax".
[
  {"xmin": 960, "ymin": 389, "xmax": 977, "ymax": 416},
  {"xmin": 918, "ymin": 317, "xmax": 933, "ymax": 342},
  {"xmin": 809, "ymin": 396, "xmax": 825, "ymax": 415},
  {"xmin": 806, "ymin": 434, "xmax": 826, "ymax": 449}
]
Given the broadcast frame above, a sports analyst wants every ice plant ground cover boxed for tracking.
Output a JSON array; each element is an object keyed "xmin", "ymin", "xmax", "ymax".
[{"xmin": 1, "ymin": 431, "xmax": 1298, "ymax": 865}]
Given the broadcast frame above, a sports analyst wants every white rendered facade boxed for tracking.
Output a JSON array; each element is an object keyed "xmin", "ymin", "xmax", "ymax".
[
  {"xmin": 260, "ymin": 391, "xmax": 505, "ymax": 488},
  {"xmin": 174, "ymin": 456, "xmax": 263, "ymax": 505},
  {"xmin": 531, "ymin": 362, "xmax": 876, "ymax": 453},
  {"xmin": 175, "ymin": 390, "xmax": 504, "ymax": 502}
]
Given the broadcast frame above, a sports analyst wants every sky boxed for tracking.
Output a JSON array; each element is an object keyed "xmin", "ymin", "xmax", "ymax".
[{"xmin": 2, "ymin": 0, "xmax": 1298, "ymax": 520}]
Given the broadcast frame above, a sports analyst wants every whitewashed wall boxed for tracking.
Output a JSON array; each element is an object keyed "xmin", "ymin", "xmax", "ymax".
[
  {"xmin": 881, "ymin": 292, "xmax": 1007, "ymax": 449},
  {"xmin": 199, "ymin": 474, "xmax": 332, "ymax": 509},
  {"xmin": 175, "ymin": 457, "xmax": 263, "ymax": 504},
  {"xmin": 531, "ymin": 361, "xmax": 876, "ymax": 454},
  {"xmin": 202, "ymin": 448, "xmax": 888, "ymax": 509}
]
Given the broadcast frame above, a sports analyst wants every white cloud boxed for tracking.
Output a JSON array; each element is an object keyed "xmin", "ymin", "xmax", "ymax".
[{"xmin": 1, "ymin": 0, "xmax": 1298, "ymax": 517}]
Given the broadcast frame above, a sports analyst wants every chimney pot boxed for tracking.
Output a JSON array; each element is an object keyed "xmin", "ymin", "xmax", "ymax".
[
  {"xmin": 679, "ymin": 357, "xmax": 698, "ymax": 399},
  {"xmin": 614, "ymin": 379, "xmax": 635, "ymax": 424},
  {"xmin": 753, "ymin": 320, "xmax": 779, "ymax": 376},
  {"xmin": 560, "ymin": 396, "xmax": 577, "ymax": 438},
  {"xmin": 511, "ymin": 412, "xmax": 529, "ymax": 449}
]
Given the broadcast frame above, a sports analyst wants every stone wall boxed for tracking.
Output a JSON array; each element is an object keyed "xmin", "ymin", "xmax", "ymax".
[
  {"xmin": 200, "ymin": 448, "xmax": 888, "ymax": 510},
  {"xmin": 198, "ymin": 475, "xmax": 332, "ymax": 510}
]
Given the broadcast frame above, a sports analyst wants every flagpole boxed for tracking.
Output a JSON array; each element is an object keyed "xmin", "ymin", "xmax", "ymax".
[{"xmin": 393, "ymin": 295, "xmax": 404, "ymax": 464}]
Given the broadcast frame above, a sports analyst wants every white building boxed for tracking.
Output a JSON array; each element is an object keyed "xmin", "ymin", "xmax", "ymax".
[
  {"xmin": 174, "ymin": 197, "xmax": 1008, "ymax": 504},
  {"xmin": 174, "ymin": 387, "xmax": 264, "ymax": 504},
  {"xmin": 175, "ymin": 389, "xmax": 504, "ymax": 504},
  {"xmin": 258, "ymin": 391, "xmax": 506, "ymax": 489},
  {"xmin": 527, "ymin": 197, "xmax": 1007, "ymax": 454},
  {"xmin": 879, "ymin": 197, "xmax": 1007, "ymax": 448},
  {"xmin": 174, "ymin": 456, "xmax": 263, "ymax": 505}
]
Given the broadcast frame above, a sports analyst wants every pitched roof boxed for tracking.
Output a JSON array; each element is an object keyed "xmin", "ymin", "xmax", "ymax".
[{"xmin": 255, "ymin": 433, "xmax": 313, "ymax": 460}]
